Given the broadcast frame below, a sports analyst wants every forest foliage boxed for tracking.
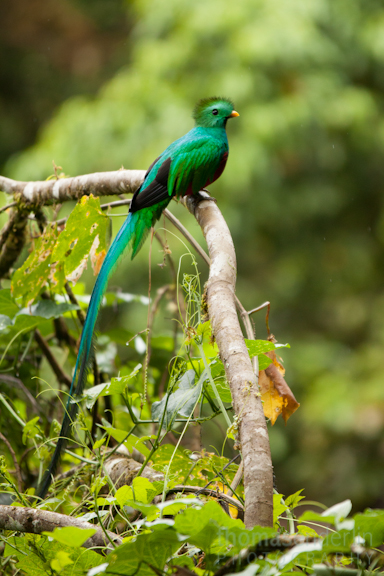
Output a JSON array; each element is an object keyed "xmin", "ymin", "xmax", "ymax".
[
  {"xmin": 2, "ymin": 0, "xmax": 384, "ymax": 508},
  {"xmin": 0, "ymin": 191, "xmax": 383, "ymax": 573},
  {"xmin": 1, "ymin": 2, "xmax": 384, "ymax": 574}
]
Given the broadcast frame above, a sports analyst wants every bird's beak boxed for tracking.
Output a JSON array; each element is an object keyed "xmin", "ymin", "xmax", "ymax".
[{"xmin": 229, "ymin": 111, "xmax": 240, "ymax": 118}]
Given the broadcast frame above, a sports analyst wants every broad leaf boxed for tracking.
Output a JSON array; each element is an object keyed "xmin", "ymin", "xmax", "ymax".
[
  {"xmin": 42, "ymin": 526, "xmax": 97, "ymax": 548},
  {"xmin": 0, "ymin": 289, "xmax": 19, "ymax": 317},
  {"xmin": 17, "ymin": 300, "xmax": 79, "ymax": 319},
  {"xmin": 11, "ymin": 223, "xmax": 59, "ymax": 305},
  {"xmin": 51, "ymin": 194, "xmax": 109, "ymax": 282},
  {"xmin": 106, "ymin": 526, "xmax": 180, "ymax": 576},
  {"xmin": 152, "ymin": 369, "xmax": 202, "ymax": 428}
]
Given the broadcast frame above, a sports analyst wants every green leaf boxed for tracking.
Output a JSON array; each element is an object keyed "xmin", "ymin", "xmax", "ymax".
[
  {"xmin": 42, "ymin": 526, "xmax": 97, "ymax": 548},
  {"xmin": 93, "ymin": 437, "xmax": 106, "ymax": 450},
  {"xmin": 4, "ymin": 534, "xmax": 103, "ymax": 575},
  {"xmin": 102, "ymin": 424, "xmax": 131, "ymax": 444},
  {"xmin": 123, "ymin": 433, "xmax": 151, "ymax": 457},
  {"xmin": 322, "ymin": 529, "xmax": 354, "ymax": 553},
  {"xmin": 0, "ymin": 289, "xmax": 19, "ymax": 318},
  {"xmin": 298, "ymin": 500, "xmax": 352, "ymax": 527},
  {"xmin": 0, "ymin": 314, "xmax": 12, "ymax": 331},
  {"xmin": 101, "ymin": 425, "xmax": 150, "ymax": 456},
  {"xmin": 273, "ymin": 493, "xmax": 289, "ymax": 527},
  {"xmin": 209, "ymin": 359, "xmax": 225, "ymax": 378},
  {"xmin": 51, "ymin": 195, "xmax": 109, "ymax": 282},
  {"xmin": 50, "ymin": 551, "xmax": 73, "ymax": 572},
  {"xmin": 152, "ymin": 369, "xmax": 202, "ymax": 428},
  {"xmin": 22, "ymin": 416, "xmax": 40, "ymax": 444},
  {"xmin": 85, "ymin": 365, "xmax": 141, "ymax": 409},
  {"xmin": 115, "ymin": 477, "xmax": 157, "ymax": 506},
  {"xmin": 258, "ymin": 354, "xmax": 273, "ymax": 370},
  {"xmin": 11, "ymin": 224, "xmax": 59, "ymax": 305},
  {"xmin": 354, "ymin": 509, "xmax": 384, "ymax": 547},
  {"xmin": 297, "ymin": 525, "xmax": 319, "ymax": 537},
  {"xmin": 10, "ymin": 314, "xmax": 48, "ymax": 335},
  {"xmin": 174, "ymin": 500, "xmax": 276, "ymax": 555},
  {"xmin": 244, "ymin": 339, "xmax": 290, "ymax": 358},
  {"xmin": 17, "ymin": 300, "xmax": 79, "ymax": 319},
  {"xmin": 195, "ymin": 321, "xmax": 211, "ymax": 338},
  {"xmin": 285, "ymin": 489, "xmax": 305, "ymax": 510},
  {"xmin": 205, "ymin": 379, "xmax": 232, "ymax": 403},
  {"xmin": 151, "ymin": 444, "xmax": 193, "ymax": 480},
  {"xmin": 106, "ymin": 527, "xmax": 180, "ymax": 576}
]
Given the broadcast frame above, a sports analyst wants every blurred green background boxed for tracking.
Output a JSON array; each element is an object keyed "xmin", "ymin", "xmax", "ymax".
[{"xmin": 1, "ymin": 0, "xmax": 384, "ymax": 510}]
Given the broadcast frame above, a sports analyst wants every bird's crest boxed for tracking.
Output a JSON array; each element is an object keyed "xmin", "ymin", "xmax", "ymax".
[{"xmin": 193, "ymin": 97, "xmax": 235, "ymax": 120}]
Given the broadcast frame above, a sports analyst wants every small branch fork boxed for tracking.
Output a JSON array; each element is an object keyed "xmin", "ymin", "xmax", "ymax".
[{"xmin": 0, "ymin": 170, "xmax": 273, "ymax": 528}]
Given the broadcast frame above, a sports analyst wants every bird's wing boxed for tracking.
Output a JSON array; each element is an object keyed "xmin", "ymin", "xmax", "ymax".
[
  {"xmin": 168, "ymin": 136, "xmax": 227, "ymax": 196},
  {"xmin": 131, "ymin": 133, "xmax": 227, "ymax": 212},
  {"xmin": 130, "ymin": 157, "xmax": 171, "ymax": 212}
]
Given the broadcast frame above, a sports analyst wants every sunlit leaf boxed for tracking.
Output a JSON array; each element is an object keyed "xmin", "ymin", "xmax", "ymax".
[
  {"xmin": 51, "ymin": 195, "xmax": 109, "ymax": 282},
  {"xmin": 11, "ymin": 223, "xmax": 59, "ymax": 305},
  {"xmin": 42, "ymin": 526, "xmax": 97, "ymax": 548}
]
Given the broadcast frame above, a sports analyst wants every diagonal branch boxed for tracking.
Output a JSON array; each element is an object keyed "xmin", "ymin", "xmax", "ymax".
[{"xmin": 185, "ymin": 194, "xmax": 273, "ymax": 528}]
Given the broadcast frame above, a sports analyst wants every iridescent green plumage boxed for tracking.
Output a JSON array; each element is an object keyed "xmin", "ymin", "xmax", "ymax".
[{"xmin": 38, "ymin": 97, "xmax": 238, "ymax": 498}]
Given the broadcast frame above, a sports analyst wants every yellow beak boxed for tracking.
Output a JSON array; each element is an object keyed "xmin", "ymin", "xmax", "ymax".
[{"xmin": 229, "ymin": 110, "xmax": 240, "ymax": 118}]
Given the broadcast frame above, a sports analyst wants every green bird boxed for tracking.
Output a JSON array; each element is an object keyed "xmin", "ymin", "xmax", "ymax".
[{"xmin": 38, "ymin": 96, "xmax": 239, "ymax": 498}]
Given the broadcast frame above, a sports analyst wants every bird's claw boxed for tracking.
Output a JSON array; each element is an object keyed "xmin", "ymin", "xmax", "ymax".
[{"xmin": 196, "ymin": 189, "xmax": 217, "ymax": 203}]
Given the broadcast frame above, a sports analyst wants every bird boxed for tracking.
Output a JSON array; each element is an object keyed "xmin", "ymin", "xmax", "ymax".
[{"xmin": 38, "ymin": 97, "xmax": 239, "ymax": 498}]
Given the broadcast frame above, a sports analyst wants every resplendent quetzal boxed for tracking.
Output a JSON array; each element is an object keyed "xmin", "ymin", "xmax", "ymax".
[{"xmin": 38, "ymin": 97, "xmax": 239, "ymax": 498}]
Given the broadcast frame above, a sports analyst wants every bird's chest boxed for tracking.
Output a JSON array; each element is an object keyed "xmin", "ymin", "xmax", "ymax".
[{"xmin": 209, "ymin": 151, "xmax": 228, "ymax": 185}]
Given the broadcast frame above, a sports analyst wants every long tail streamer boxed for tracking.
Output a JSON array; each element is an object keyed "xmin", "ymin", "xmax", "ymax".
[{"xmin": 37, "ymin": 205, "xmax": 164, "ymax": 498}]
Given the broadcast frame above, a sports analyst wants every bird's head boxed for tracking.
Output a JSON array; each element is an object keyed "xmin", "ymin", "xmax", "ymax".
[{"xmin": 193, "ymin": 97, "xmax": 239, "ymax": 128}]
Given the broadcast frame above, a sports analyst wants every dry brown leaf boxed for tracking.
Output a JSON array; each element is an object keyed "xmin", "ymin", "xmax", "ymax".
[
  {"xmin": 90, "ymin": 235, "xmax": 106, "ymax": 275},
  {"xmin": 259, "ymin": 336, "xmax": 300, "ymax": 425}
]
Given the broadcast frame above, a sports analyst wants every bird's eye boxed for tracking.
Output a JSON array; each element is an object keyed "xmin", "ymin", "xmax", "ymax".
[{"xmin": 212, "ymin": 109, "xmax": 218, "ymax": 115}]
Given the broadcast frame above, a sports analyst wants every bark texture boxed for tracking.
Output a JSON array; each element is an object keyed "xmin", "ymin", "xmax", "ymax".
[
  {"xmin": 0, "ymin": 170, "xmax": 146, "ymax": 204},
  {"xmin": 186, "ymin": 195, "xmax": 273, "ymax": 528},
  {"xmin": 0, "ymin": 504, "xmax": 122, "ymax": 550}
]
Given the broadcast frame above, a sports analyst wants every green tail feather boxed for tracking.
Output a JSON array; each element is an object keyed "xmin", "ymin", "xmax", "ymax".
[{"xmin": 38, "ymin": 199, "xmax": 170, "ymax": 498}]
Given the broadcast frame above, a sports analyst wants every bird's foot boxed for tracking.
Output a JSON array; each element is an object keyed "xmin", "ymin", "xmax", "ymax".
[{"xmin": 196, "ymin": 189, "xmax": 217, "ymax": 203}]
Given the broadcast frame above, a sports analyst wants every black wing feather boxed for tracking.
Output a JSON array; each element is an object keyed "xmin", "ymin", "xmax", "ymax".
[{"xmin": 130, "ymin": 157, "xmax": 173, "ymax": 213}]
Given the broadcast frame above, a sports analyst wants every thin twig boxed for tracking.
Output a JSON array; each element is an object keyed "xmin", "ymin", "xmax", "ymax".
[
  {"xmin": 65, "ymin": 281, "xmax": 86, "ymax": 324},
  {"xmin": 0, "ymin": 374, "xmax": 41, "ymax": 413},
  {"xmin": 34, "ymin": 329, "xmax": 72, "ymax": 388},
  {"xmin": 248, "ymin": 301, "xmax": 271, "ymax": 335},
  {"xmin": 0, "ymin": 431, "xmax": 23, "ymax": 491},
  {"xmin": 0, "ymin": 201, "xmax": 17, "ymax": 214},
  {"xmin": 230, "ymin": 460, "xmax": 244, "ymax": 494}
]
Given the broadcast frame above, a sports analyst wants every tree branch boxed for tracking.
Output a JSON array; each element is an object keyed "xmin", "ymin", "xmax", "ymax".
[
  {"xmin": 185, "ymin": 194, "xmax": 273, "ymax": 528},
  {"xmin": 0, "ymin": 170, "xmax": 146, "ymax": 204},
  {"xmin": 1, "ymin": 169, "xmax": 274, "ymax": 526},
  {"xmin": 0, "ymin": 505, "xmax": 121, "ymax": 551},
  {"xmin": 35, "ymin": 329, "xmax": 72, "ymax": 388}
]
